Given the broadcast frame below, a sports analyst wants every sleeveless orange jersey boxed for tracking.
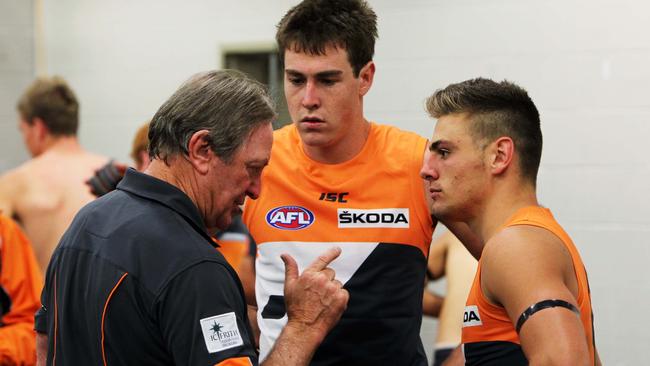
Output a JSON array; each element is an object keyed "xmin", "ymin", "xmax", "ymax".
[
  {"xmin": 461, "ymin": 206, "xmax": 596, "ymax": 365},
  {"xmin": 0, "ymin": 215, "xmax": 43, "ymax": 365},
  {"xmin": 243, "ymin": 123, "xmax": 434, "ymax": 365}
]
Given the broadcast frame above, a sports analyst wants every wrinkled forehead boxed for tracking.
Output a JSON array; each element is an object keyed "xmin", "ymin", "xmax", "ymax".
[{"xmin": 237, "ymin": 122, "xmax": 274, "ymax": 162}]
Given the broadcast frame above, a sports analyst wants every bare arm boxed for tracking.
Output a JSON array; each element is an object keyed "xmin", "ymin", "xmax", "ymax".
[
  {"xmin": 247, "ymin": 304, "xmax": 260, "ymax": 349},
  {"xmin": 440, "ymin": 346, "xmax": 464, "ymax": 366},
  {"xmin": 422, "ymin": 290, "xmax": 445, "ymax": 317},
  {"xmin": 482, "ymin": 226, "xmax": 591, "ymax": 366},
  {"xmin": 0, "ymin": 173, "xmax": 19, "ymax": 218},
  {"xmin": 422, "ymin": 232, "xmax": 449, "ymax": 317},
  {"xmin": 261, "ymin": 247, "xmax": 348, "ymax": 366},
  {"xmin": 427, "ymin": 232, "xmax": 449, "ymax": 279},
  {"xmin": 36, "ymin": 333, "xmax": 47, "ymax": 366}
]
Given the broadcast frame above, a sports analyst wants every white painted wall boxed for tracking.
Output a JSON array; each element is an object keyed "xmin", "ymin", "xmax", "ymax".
[
  {"xmin": 3, "ymin": 0, "xmax": 647, "ymax": 364},
  {"xmin": 0, "ymin": 0, "xmax": 33, "ymax": 171}
]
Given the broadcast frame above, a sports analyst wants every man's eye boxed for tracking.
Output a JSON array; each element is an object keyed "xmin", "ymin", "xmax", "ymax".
[
  {"xmin": 247, "ymin": 166, "xmax": 262, "ymax": 177},
  {"xmin": 438, "ymin": 149, "xmax": 450, "ymax": 158},
  {"xmin": 288, "ymin": 77, "xmax": 304, "ymax": 85},
  {"xmin": 320, "ymin": 79, "xmax": 336, "ymax": 86}
]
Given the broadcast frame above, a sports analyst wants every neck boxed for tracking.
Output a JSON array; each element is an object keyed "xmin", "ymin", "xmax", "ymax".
[
  {"xmin": 146, "ymin": 157, "xmax": 203, "ymax": 211},
  {"xmin": 40, "ymin": 135, "xmax": 83, "ymax": 155},
  {"xmin": 468, "ymin": 179, "xmax": 539, "ymax": 244},
  {"xmin": 302, "ymin": 117, "xmax": 371, "ymax": 164}
]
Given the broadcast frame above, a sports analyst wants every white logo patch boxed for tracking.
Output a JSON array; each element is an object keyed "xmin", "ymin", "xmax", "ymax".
[
  {"xmin": 337, "ymin": 208, "xmax": 409, "ymax": 228},
  {"xmin": 200, "ymin": 312, "xmax": 243, "ymax": 353},
  {"xmin": 463, "ymin": 305, "xmax": 483, "ymax": 327}
]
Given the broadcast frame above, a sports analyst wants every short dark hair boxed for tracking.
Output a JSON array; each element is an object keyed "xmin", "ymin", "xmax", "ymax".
[
  {"xmin": 426, "ymin": 78, "xmax": 542, "ymax": 184},
  {"xmin": 16, "ymin": 76, "xmax": 79, "ymax": 136},
  {"xmin": 276, "ymin": 0, "xmax": 378, "ymax": 77},
  {"xmin": 148, "ymin": 70, "xmax": 276, "ymax": 164}
]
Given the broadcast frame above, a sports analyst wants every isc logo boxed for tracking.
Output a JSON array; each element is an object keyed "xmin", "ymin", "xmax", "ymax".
[{"xmin": 266, "ymin": 206, "xmax": 315, "ymax": 230}]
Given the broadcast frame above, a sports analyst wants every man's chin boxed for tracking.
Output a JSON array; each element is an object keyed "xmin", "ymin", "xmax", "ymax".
[{"xmin": 209, "ymin": 218, "xmax": 232, "ymax": 235}]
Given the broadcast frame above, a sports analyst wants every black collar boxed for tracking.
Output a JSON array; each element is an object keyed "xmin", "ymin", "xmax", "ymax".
[{"xmin": 116, "ymin": 169, "xmax": 214, "ymax": 244}]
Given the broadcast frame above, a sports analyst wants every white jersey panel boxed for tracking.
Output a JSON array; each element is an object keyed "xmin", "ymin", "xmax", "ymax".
[{"xmin": 256, "ymin": 241, "xmax": 379, "ymax": 361}]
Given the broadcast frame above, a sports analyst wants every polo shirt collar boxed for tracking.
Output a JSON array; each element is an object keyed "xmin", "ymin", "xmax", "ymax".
[{"xmin": 116, "ymin": 169, "xmax": 212, "ymax": 241}]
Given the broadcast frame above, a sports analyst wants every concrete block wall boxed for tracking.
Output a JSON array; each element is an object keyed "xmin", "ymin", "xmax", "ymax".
[{"xmin": 0, "ymin": 0, "xmax": 33, "ymax": 171}]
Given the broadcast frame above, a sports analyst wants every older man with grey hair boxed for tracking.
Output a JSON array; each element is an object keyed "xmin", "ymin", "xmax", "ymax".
[{"xmin": 35, "ymin": 70, "xmax": 349, "ymax": 366}]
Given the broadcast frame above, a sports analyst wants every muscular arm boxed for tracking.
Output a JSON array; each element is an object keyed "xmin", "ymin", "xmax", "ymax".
[
  {"xmin": 482, "ymin": 226, "xmax": 591, "ymax": 366},
  {"xmin": 423, "ymin": 232, "xmax": 448, "ymax": 317},
  {"xmin": 0, "ymin": 172, "xmax": 20, "ymax": 218}
]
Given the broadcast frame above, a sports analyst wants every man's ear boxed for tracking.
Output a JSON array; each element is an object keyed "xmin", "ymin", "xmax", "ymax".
[
  {"xmin": 186, "ymin": 130, "xmax": 214, "ymax": 174},
  {"xmin": 489, "ymin": 137, "xmax": 515, "ymax": 175},
  {"xmin": 358, "ymin": 61, "xmax": 375, "ymax": 97}
]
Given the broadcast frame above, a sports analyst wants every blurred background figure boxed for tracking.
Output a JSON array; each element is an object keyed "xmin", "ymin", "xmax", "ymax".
[
  {"xmin": 423, "ymin": 230, "xmax": 477, "ymax": 366},
  {"xmin": 0, "ymin": 214, "xmax": 43, "ymax": 365},
  {"xmin": 0, "ymin": 76, "xmax": 109, "ymax": 271},
  {"xmin": 130, "ymin": 122, "xmax": 151, "ymax": 172}
]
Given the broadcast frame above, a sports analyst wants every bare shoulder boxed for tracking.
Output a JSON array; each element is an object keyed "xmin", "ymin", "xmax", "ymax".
[
  {"xmin": 0, "ymin": 164, "xmax": 30, "ymax": 215},
  {"xmin": 83, "ymin": 151, "xmax": 110, "ymax": 167},
  {"xmin": 36, "ymin": 149, "xmax": 108, "ymax": 172},
  {"xmin": 480, "ymin": 225, "xmax": 575, "ymax": 317}
]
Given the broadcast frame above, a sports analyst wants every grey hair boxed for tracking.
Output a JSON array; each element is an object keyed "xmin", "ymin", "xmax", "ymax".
[{"xmin": 148, "ymin": 69, "xmax": 276, "ymax": 164}]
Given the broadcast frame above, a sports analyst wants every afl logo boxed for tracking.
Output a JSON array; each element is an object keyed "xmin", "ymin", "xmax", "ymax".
[{"xmin": 266, "ymin": 206, "xmax": 315, "ymax": 230}]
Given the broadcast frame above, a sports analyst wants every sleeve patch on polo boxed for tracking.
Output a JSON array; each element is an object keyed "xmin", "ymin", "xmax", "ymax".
[{"xmin": 200, "ymin": 312, "xmax": 244, "ymax": 353}]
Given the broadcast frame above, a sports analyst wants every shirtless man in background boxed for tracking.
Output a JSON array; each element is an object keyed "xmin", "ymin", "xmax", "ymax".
[
  {"xmin": 423, "ymin": 230, "xmax": 477, "ymax": 366},
  {"xmin": 0, "ymin": 76, "xmax": 108, "ymax": 270}
]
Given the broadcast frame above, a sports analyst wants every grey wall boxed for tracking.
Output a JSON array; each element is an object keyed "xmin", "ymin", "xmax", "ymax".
[
  {"xmin": 0, "ymin": 0, "xmax": 33, "ymax": 171},
  {"xmin": 1, "ymin": 0, "xmax": 648, "ymax": 364}
]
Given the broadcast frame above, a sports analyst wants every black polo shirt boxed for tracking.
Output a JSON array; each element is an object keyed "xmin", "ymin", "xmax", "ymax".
[{"xmin": 35, "ymin": 169, "xmax": 258, "ymax": 365}]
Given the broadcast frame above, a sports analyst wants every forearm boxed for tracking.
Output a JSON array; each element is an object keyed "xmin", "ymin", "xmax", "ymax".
[
  {"xmin": 247, "ymin": 304, "xmax": 260, "ymax": 349},
  {"xmin": 261, "ymin": 321, "xmax": 325, "ymax": 366},
  {"xmin": 441, "ymin": 346, "xmax": 464, "ymax": 366},
  {"xmin": 36, "ymin": 333, "xmax": 47, "ymax": 366},
  {"xmin": 422, "ymin": 290, "xmax": 444, "ymax": 317}
]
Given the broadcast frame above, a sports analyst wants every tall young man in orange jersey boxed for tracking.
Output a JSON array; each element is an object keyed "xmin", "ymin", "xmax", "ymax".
[
  {"xmin": 420, "ymin": 78, "xmax": 601, "ymax": 365},
  {"xmin": 243, "ymin": 1, "xmax": 439, "ymax": 364}
]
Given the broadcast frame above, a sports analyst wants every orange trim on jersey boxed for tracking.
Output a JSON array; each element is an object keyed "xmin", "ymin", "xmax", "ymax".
[
  {"xmin": 243, "ymin": 123, "xmax": 434, "ymax": 256},
  {"xmin": 101, "ymin": 273, "xmax": 128, "ymax": 366},
  {"xmin": 214, "ymin": 356, "xmax": 253, "ymax": 366},
  {"xmin": 462, "ymin": 206, "xmax": 595, "ymax": 363}
]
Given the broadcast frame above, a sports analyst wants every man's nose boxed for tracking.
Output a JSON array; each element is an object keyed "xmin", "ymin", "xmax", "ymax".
[
  {"xmin": 301, "ymin": 80, "xmax": 320, "ymax": 110},
  {"xmin": 419, "ymin": 152, "xmax": 439, "ymax": 181},
  {"xmin": 246, "ymin": 177, "xmax": 262, "ymax": 200}
]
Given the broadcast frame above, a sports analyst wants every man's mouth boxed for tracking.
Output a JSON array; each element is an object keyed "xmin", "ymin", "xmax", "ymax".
[{"xmin": 301, "ymin": 116, "xmax": 324, "ymax": 123}]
